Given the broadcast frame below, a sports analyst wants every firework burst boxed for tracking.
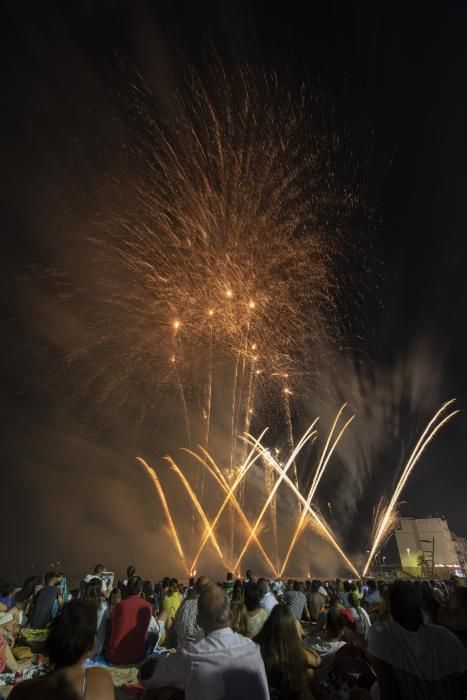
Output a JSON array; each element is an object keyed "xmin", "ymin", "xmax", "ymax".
[{"xmin": 67, "ymin": 64, "xmax": 358, "ymax": 437}]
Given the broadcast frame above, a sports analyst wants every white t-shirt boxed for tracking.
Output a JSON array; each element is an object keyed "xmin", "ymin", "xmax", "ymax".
[
  {"xmin": 259, "ymin": 591, "xmax": 278, "ymax": 615},
  {"xmin": 143, "ymin": 627, "xmax": 269, "ymax": 700},
  {"xmin": 368, "ymin": 621, "xmax": 467, "ymax": 700},
  {"xmin": 349, "ymin": 606, "xmax": 371, "ymax": 637}
]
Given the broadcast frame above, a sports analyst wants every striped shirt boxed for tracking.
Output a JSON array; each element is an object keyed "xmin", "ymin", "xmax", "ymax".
[{"xmin": 284, "ymin": 590, "xmax": 308, "ymax": 619}]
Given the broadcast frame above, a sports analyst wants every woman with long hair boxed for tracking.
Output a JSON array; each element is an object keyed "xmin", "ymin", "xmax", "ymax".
[
  {"xmin": 230, "ymin": 600, "xmax": 249, "ymax": 637},
  {"xmin": 14, "ymin": 576, "xmax": 43, "ymax": 617},
  {"xmin": 244, "ymin": 583, "xmax": 268, "ymax": 639},
  {"xmin": 256, "ymin": 604, "xmax": 318, "ymax": 699},
  {"xmin": 82, "ymin": 578, "xmax": 108, "ymax": 656}
]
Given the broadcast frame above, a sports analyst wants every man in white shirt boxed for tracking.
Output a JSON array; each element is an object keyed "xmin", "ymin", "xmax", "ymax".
[
  {"xmin": 141, "ymin": 582, "xmax": 270, "ymax": 700},
  {"xmin": 258, "ymin": 578, "xmax": 278, "ymax": 615}
]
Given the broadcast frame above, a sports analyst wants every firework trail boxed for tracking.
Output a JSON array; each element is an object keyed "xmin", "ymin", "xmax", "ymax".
[
  {"xmin": 164, "ymin": 455, "xmax": 225, "ymax": 561},
  {"xmin": 279, "ymin": 405, "xmax": 355, "ymax": 576},
  {"xmin": 136, "ymin": 457, "xmax": 188, "ymax": 573},
  {"xmin": 363, "ymin": 399, "xmax": 459, "ymax": 577},
  {"xmin": 188, "ymin": 428, "xmax": 270, "ymax": 573},
  {"xmin": 184, "ymin": 446, "xmax": 277, "ymax": 575},
  {"xmin": 233, "ymin": 421, "xmax": 318, "ymax": 573},
  {"xmin": 243, "ymin": 431, "xmax": 360, "ymax": 577}
]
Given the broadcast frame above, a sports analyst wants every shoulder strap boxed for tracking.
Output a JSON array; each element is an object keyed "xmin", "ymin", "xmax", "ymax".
[{"xmin": 81, "ymin": 669, "xmax": 87, "ymax": 700}]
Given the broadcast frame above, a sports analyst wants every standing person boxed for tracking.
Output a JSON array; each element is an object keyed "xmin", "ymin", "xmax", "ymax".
[
  {"xmin": 140, "ymin": 583, "xmax": 270, "ymax": 699},
  {"xmin": 9, "ymin": 601, "xmax": 114, "ymax": 699},
  {"xmin": 284, "ymin": 581, "xmax": 310, "ymax": 621},
  {"xmin": 174, "ymin": 576, "xmax": 210, "ymax": 649},
  {"xmin": 244, "ymin": 582, "xmax": 269, "ymax": 639},
  {"xmin": 347, "ymin": 592, "xmax": 371, "ymax": 642},
  {"xmin": 118, "ymin": 566, "xmax": 136, "ymax": 599},
  {"xmin": 28, "ymin": 573, "xmax": 63, "ymax": 629},
  {"xmin": 243, "ymin": 569, "xmax": 254, "ymax": 594},
  {"xmin": 258, "ymin": 578, "xmax": 278, "ymax": 615},
  {"xmin": 142, "ymin": 581, "xmax": 156, "ymax": 611},
  {"xmin": 106, "ymin": 575, "xmax": 152, "ymax": 665},
  {"xmin": 82, "ymin": 577, "xmax": 109, "ymax": 657},
  {"xmin": 82, "ymin": 564, "xmax": 111, "ymax": 598},
  {"xmin": 364, "ymin": 580, "xmax": 381, "ymax": 608},
  {"xmin": 368, "ymin": 580, "xmax": 467, "ymax": 699},
  {"xmin": 232, "ymin": 580, "xmax": 243, "ymax": 601},
  {"xmin": 223, "ymin": 572, "xmax": 234, "ymax": 597},
  {"xmin": 419, "ymin": 580, "xmax": 441, "ymax": 625},
  {"xmin": 339, "ymin": 580, "xmax": 351, "ymax": 608},
  {"xmin": 185, "ymin": 577, "xmax": 195, "ymax": 595},
  {"xmin": 162, "ymin": 578, "xmax": 183, "ymax": 619},
  {"xmin": 257, "ymin": 604, "xmax": 319, "ymax": 698}
]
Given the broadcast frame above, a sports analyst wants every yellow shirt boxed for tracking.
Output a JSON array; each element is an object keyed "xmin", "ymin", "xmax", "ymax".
[{"xmin": 162, "ymin": 591, "xmax": 183, "ymax": 618}]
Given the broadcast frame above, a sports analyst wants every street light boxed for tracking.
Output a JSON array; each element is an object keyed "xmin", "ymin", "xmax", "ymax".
[{"xmin": 406, "ymin": 548, "xmax": 410, "ymax": 566}]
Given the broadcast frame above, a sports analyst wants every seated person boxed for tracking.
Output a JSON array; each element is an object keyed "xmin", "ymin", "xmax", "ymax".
[
  {"xmin": 9, "ymin": 600, "xmax": 114, "ymax": 699},
  {"xmin": 162, "ymin": 578, "xmax": 183, "ymax": 619},
  {"xmin": 307, "ymin": 580, "xmax": 327, "ymax": 622},
  {"xmin": 14, "ymin": 576, "xmax": 43, "ymax": 618},
  {"xmin": 28, "ymin": 572, "xmax": 63, "ymax": 629},
  {"xmin": 82, "ymin": 577, "xmax": 109, "ymax": 657},
  {"xmin": 0, "ymin": 581, "xmax": 16, "ymax": 611},
  {"xmin": 106, "ymin": 575, "xmax": 152, "ymax": 664},
  {"xmin": 257, "ymin": 604, "xmax": 319, "ymax": 698},
  {"xmin": 284, "ymin": 581, "xmax": 310, "ymax": 621},
  {"xmin": 368, "ymin": 580, "xmax": 467, "ymax": 699},
  {"xmin": 258, "ymin": 578, "xmax": 278, "ymax": 615},
  {"xmin": 316, "ymin": 595, "xmax": 355, "ymax": 634},
  {"xmin": 140, "ymin": 582, "xmax": 269, "ymax": 699},
  {"xmin": 306, "ymin": 608, "xmax": 346, "ymax": 684},
  {"xmin": 174, "ymin": 576, "xmax": 209, "ymax": 649},
  {"xmin": 244, "ymin": 582, "xmax": 269, "ymax": 639}
]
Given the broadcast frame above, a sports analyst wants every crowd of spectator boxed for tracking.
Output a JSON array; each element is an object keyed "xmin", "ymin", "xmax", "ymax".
[{"xmin": 1, "ymin": 566, "xmax": 467, "ymax": 699}]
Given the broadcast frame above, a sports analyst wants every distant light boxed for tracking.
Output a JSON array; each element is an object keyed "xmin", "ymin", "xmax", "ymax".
[
  {"xmin": 226, "ymin": 290, "xmax": 233, "ymax": 298},
  {"xmin": 173, "ymin": 320, "xmax": 181, "ymax": 330},
  {"xmin": 249, "ymin": 300, "xmax": 256, "ymax": 309}
]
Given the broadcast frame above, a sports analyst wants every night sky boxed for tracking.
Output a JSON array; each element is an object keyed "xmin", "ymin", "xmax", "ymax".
[{"xmin": 2, "ymin": 2, "xmax": 467, "ymax": 583}]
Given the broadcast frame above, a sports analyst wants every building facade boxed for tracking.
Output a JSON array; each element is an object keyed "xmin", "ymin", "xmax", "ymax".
[
  {"xmin": 395, "ymin": 516, "xmax": 464, "ymax": 577},
  {"xmin": 451, "ymin": 531, "xmax": 467, "ymax": 574}
]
